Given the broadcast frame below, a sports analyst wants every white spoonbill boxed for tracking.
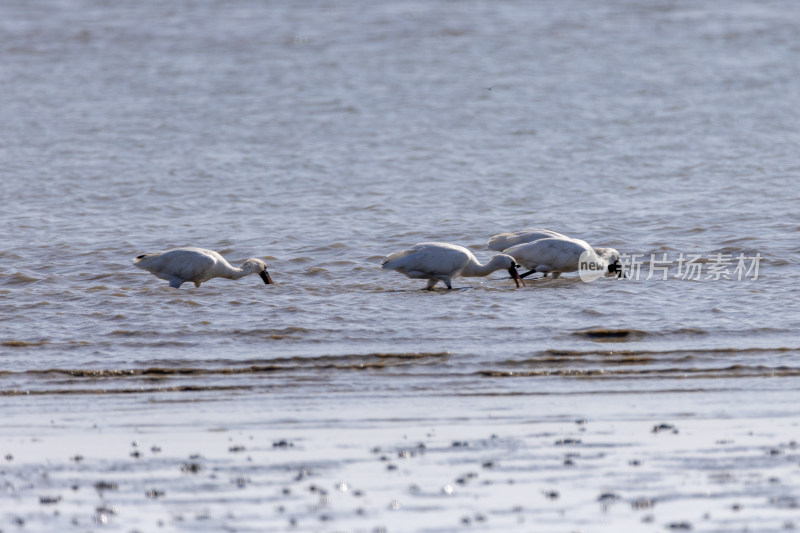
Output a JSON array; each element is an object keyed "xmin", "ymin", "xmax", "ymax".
[
  {"xmin": 382, "ymin": 242, "xmax": 525, "ymax": 290},
  {"xmin": 133, "ymin": 247, "xmax": 274, "ymax": 288},
  {"xmin": 487, "ymin": 227, "xmax": 570, "ymax": 251},
  {"xmin": 504, "ymin": 237, "xmax": 621, "ymax": 279}
]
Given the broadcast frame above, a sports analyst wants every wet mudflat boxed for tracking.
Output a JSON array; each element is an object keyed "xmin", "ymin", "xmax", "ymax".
[{"xmin": 3, "ymin": 375, "xmax": 800, "ymax": 532}]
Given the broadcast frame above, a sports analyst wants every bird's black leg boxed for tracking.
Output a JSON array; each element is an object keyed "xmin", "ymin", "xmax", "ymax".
[{"xmin": 518, "ymin": 270, "xmax": 537, "ymax": 279}]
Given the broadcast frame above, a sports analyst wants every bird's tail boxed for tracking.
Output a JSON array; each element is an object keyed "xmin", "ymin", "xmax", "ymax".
[
  {"xmin": 487, "ymin": 233, "xmax": 514, "ymax": 251},
  {"xmin": 133, "ymin": 253, "xmax": 157, "ymax": 264},
  {"xmin": 381, "ymin": 249, "xmax": 412, "ymax": 268}
]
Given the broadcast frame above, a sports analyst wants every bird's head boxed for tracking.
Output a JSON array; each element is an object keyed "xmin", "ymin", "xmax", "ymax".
[
  {"xmin": 595, "ymin": 248, "xmax": 622, "ymax": 278},
  {"xmin": 243, "ymin": 258, "xmax": 274, "ymax": 284},
  {"xmin": 493, "ymin": 254, "xmax": 525, "ymax": 288}
]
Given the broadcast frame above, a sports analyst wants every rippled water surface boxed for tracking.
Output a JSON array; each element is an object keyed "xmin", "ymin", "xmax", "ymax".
[{"xmin": 2, "ymin": 0, "xmax": 800, "ymax": 531}]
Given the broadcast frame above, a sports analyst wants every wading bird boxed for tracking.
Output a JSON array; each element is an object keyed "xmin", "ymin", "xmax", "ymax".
[
  {"xmin": 133, "ymin": 247, "xmax": 274, "ymax": 288},
  {"xmin": 504, "ymin": 237, "xmax": 621, "ymax": 279},
  {"xmin": 382, "ymin": 242, "xmax": 524, "ymax": 290}
]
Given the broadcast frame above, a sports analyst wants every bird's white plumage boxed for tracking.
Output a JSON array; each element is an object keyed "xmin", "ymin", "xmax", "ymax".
[
  {"xmin": 382, "ymin": 242, "xmax": 522, "ymax": 289},
  {"xmin": 133, "ymin": 247, "xmax": 272, "ymax": 288},
  {"xmin": 487, "ymin": 227, "xmax": 570, "ymax": 251},
  {"xmin": 504, "ymin": 237, "xmax": 620, "ymax": 279}
]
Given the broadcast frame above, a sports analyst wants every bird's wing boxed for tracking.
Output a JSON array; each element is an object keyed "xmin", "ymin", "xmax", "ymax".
[
  {"xmin": 173, "ymin": 250, "xmax": 218, "ymax": 280},
  {"xmin": 488, "ymin": 228, "xmax": 567, "ymax": 251},
  {"xmin": 143, "ymin": 249, "xmax": 217, "ymax": 280},
  {"xmin": 532, "ymin": 240, "xmax": 587, "ymax": 270},
  {"xmin": 383, "ymin": 243, "xmax": 467, "ymax": 276},
  {"xmin": 507, "ymin": 239, "xmax": 586, "ymax": 271}
]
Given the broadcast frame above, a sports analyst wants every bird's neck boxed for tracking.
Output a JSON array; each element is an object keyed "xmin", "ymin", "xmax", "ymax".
[
  {"xmin": 226, "ymin": 267, "xmax": 250, "ymax": 280},
  {"xmin": 461, "ymin": 256, "xmax": 504, "ymax": 277},
  {"xmin": 219, "ymin": 261, "xmax": 250, "ymax": 280}
]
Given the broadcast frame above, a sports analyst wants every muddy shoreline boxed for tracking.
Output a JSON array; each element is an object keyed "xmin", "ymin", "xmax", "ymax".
[{"xmin": 3, "ymin": 387, "xmax": 799, "ymax": 532}]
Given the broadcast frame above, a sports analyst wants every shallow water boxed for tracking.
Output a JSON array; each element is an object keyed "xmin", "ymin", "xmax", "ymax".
[{"xmin": 2, "ymin": 0, "xmax": 800, "ymax": 531}]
